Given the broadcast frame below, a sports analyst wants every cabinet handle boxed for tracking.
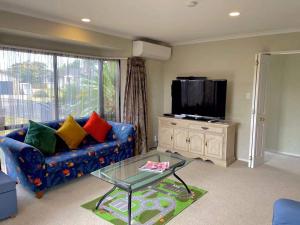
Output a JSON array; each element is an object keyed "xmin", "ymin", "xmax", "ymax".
[
  {"xmin": 171, "ymin": 136, "xmax": 173, "ymax": 140},
  {"xmin": 171, "ymin": 122, "xmax": 177, "ymax": 125},
  {"xmin": 201, "ymin": 127, "xmax": 209, "ymax": 130},
  {"xmin": 205, "ymin": 141, "xmax": 208, "ymax": 147}
]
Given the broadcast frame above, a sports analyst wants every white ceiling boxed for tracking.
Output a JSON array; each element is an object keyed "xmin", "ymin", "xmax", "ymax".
[{"xmin": 0, "ymin": 0, "xmax": 300, "ymax": 45}]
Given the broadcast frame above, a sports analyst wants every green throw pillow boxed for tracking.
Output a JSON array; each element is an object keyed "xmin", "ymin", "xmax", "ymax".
[{"xmin": 24, "ymin": 120, "xmax": 57, "ymax": 155}]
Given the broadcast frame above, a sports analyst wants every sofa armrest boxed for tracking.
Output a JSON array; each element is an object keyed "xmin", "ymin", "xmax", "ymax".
[
  {"xmin": 0, "ymin": 136, "xmax": 47, "ymax": 192},
  {"xmin": 107, "ymin": 122, "xmax": 136, "ymax": 143}
]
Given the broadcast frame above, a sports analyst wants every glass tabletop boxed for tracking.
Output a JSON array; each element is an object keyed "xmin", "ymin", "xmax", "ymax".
[{"xmin": 91, "ymin": 151, "xmax": 192, "ymax": 191}]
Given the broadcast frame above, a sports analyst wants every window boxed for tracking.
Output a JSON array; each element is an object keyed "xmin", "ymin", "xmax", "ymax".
[
  {"xmin": 57, "ymin": 56, "xmax": 100, "ymax": 118},
  {"xmin": 103, "ymin": 60, "xmax": 120, "ymax": 121},
  {"xmin": 0, "ymin": 48, "xmax": 120, "ymax": 135}
]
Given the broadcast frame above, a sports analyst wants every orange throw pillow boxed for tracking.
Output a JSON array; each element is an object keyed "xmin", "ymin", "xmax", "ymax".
[{"xmin": 83, "ymin": 112, "xmax": 112, "ymax": 143}]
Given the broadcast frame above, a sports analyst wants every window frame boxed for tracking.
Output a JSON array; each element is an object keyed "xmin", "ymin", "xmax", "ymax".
[{"xmin": 0, "ymin": 46, "xmax": 121, "ymax": 132}]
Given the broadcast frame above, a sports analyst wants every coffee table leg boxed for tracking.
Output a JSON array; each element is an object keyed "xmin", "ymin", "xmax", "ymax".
[
  {"xmin": 173, "ymin": 171, "xmax": 191, "ymax": 194},
  {"xmin": 128, "ymin": 190, "xmax": 132, "ymax": 224},
  {"xmin": 95, "ymin": 186, "xmax": 116, "ymax": 210}
]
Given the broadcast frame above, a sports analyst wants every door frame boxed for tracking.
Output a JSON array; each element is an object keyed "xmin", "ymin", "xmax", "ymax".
[{"xmin": 249, "ymin": 50, "xmax": 300, "ymax": 168}]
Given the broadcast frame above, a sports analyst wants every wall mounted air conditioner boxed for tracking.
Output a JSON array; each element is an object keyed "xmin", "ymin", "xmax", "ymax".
[{"xmin": 132, "ymin": 41, "xmax": 172, "ymax": 60}]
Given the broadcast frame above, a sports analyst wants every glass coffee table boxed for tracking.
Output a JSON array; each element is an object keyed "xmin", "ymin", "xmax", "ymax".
[{"xmin": 91, "ymin": 150, "xmax": 192, "ymax": 225}]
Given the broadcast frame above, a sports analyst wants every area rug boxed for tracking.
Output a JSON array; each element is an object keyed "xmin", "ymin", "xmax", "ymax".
[{"xmin": 81, "ymin": 178, "xmax": 207, "ymax": 225}]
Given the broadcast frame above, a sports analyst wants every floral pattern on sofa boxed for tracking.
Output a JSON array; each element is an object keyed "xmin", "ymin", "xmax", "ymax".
[{"xmin": 0, "ymin": 117, "xmax": 135, "ymax": 194}]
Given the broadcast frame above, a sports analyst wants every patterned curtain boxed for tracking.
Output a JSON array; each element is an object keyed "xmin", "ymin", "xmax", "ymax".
[{"xmin": 123, "ymin": 57, "xmax": 148, "ymax": 155}]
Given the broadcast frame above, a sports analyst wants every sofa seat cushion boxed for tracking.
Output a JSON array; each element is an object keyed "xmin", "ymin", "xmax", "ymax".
[{"xmin": 45, "ymin": 141, "xmax": 119, "ymax": 174}]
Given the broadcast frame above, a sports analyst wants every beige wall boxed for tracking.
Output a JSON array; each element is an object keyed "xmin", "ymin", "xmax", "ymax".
[
  {"xmin": 278, "ymin": 54, "xmax": 300, "ymax": 155},
  {"xmin": 146, "ymin": 60, "xmax": 164, "ymax": 148},
  {"xmin": 265, "ymin": 55, "xmax": 285, "ymax": 151},
  {"xmin": 0, "ymin": 10, "xmax": 132, "ymax": 57},
  {"xmin": 163, "ymin": 32, "xmax": 300, "ymax": 160},
  {"xmin": 266, "ymin": 54, "xmax": 300, "ymax": 155}
]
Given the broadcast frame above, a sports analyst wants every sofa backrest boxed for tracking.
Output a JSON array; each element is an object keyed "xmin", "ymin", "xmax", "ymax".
[
  {"xmin": 6, "ymin": 117, "xmax": 90, "ymax": 143},
  {"xmin": 5, "ymin": 117, "xmax": 134, "ymax": 151}
]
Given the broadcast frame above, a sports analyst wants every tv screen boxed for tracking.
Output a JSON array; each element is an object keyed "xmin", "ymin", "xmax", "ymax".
[{"xmin": 171, "ymin": 79, "xmax": 227, "ymax": 119}]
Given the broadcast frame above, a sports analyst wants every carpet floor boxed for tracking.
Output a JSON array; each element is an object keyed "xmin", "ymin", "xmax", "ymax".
[{"xmin": 2, "ymin": 153, "xmax": 300, "ymax": 225}]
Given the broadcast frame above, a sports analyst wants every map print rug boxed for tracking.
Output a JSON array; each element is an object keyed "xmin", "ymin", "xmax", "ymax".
[{"xmin": 81, "ymin": 178, "xmax": 207, "ymax": 225}]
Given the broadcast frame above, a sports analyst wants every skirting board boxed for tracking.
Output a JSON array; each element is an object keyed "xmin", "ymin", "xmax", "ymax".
[
  {"xmin": 265, "ymin": 150, "xmax": 300, "ymax": 158},
  {"xmin": 237, "ymin": 158, "xmax": 249, "ymax": 163}
]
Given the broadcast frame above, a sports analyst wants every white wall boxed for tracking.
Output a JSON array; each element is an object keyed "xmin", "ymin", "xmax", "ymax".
[
  {"xmin": 266, "ymin": 54, "xmax": 300, "ymax": 156},
  {"xmin": 163, "ymin": 32, "xmax": 300, "ymax": 161}
]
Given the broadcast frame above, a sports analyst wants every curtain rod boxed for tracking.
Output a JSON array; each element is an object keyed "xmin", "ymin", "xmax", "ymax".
[{"xmin": 0, "ymin": 44, "xmax": 129, "ymax": 60}]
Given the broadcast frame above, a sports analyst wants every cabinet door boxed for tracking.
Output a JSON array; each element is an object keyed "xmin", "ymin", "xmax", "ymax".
[
  {"xmin": 159, "ymin": 126, "xmax": 174, "ymax": 149},
  {"xmin": 173, "ymin": 128, "xmax": 189, "ymax": 151},
  {"xmin": 189, "ymin": 129, "xmax": 205, "ymax": 155},
  {"xmin": 205, "ymin": 134, "xmax": 224, "ymax": 159}
]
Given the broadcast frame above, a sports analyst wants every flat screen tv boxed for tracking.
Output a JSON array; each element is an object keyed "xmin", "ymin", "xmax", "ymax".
[{"xmin": 171, "ymin": 78, "xmax": 227, "ymax": 119}]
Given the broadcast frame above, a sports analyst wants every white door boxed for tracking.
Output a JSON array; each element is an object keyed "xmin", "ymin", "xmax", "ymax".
[
  {"xmin": 205, "ymin": 133, "xmax": 224, "ymax": 159},
  {"xmin": 159, "ymin": 126, "xmax": 174, "ymax": 150},
  {"xmin": 173, "ymin": 128, "xmax": 189, "ymax": 151},
  {"xmin": 189, "ymin": 129, "xmax": 205, "ymax": 155},
  {"xmin": 249, "ymin": 54, "xmax": 270, "ymax": 168}
]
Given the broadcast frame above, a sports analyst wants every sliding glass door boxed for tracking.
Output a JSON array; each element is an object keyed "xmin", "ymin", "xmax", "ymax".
[{"xmin": 0, "ymin": 47, "xmax": 120, "ymax": 135}]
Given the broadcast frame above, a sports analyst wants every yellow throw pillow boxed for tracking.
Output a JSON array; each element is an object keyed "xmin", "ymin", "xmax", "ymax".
[{"xmin": 56, "ymin": 115, "xmax": 87, "ymax": 149}]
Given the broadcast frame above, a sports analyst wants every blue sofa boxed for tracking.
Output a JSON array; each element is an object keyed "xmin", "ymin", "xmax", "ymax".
[
  {"xmin": 273, "ymin": 199, "xmax": 300, "ymax": 225},
  {"xmin": 0, "ymin": 117, "xmax": 135, "ymax": 198}
]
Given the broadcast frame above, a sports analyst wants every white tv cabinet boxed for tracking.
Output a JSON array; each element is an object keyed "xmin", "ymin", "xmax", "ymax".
[{"xmin": 158, "ymin": 116, "xmax": 236, "ymax": 167}]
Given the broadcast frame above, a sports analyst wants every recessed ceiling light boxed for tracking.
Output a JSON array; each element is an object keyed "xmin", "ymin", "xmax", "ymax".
[
  {"xmin": 186, "ymin": 0, "xmax": 198, "ymax": 7},
  {"xmin": 229, "ymin": 12, "xmax": 240, "ymax": 17},
  {"xmin": 81, "ymin": 18, "xmax": 91, "ymax": 23}
]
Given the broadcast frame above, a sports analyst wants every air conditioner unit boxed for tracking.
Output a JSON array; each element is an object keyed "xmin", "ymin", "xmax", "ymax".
[{"xmin": 132, "ymin": 41, "xmax": 171, "ymax": 60}]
